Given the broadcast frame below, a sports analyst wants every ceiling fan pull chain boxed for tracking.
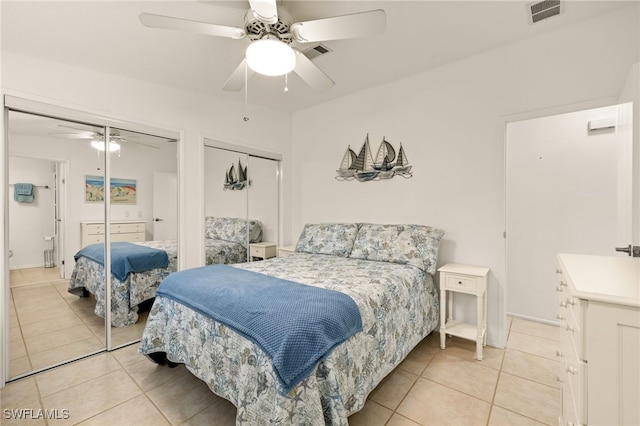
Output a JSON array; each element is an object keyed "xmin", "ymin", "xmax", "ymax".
[
  {"xmin": 284, "ymin": 73, "xmax": 289, "ymax": 92},
  {"xmin": 243, "ymin": 61, "xmax": 250, "ymax": 122}
]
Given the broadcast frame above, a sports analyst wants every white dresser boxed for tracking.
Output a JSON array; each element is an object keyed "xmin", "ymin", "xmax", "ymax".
[
  {"xmin": 80, "ymin": 220, "xmax": 146, "ymax": 247},
  {"xmin": 556, "ymin": 253, "xmax": 640, "ymax": 426}
]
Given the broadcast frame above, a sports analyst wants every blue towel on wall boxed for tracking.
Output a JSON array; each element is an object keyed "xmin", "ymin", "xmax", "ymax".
[
  {"xmin": 74, "ymin": 241, "xmax": 169, "ymax": 281},
  {"xmin": 156, "ymin": 264, "xmax": 363, "ymax": 392},
  {"xmin": 13, "ymin": 183, "xmax": 34, "ymax": 203}
]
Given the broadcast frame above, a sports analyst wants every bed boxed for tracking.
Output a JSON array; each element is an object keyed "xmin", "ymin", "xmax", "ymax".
[
  {"xmin": 139, "ymin": 222, "xmax": 444, "ymax": 425},
  {"xmin": 68, "ymin": 217, "xmax": 262, "ymax": 327}
]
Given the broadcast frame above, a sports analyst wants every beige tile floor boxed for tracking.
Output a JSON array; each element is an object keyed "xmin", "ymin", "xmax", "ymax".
[
  {"xmin": 2, "ymin": 313, "xmax": 560, "ymax": 425},
  {"xmin": 9, "ymin": 267, "xmax": 148, "ymax": 378}
]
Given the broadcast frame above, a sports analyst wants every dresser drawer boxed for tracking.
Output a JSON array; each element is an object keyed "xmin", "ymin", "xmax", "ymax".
[{"xmin": 444, "ymin": 273, "xmax": 478, "ymax": 293}]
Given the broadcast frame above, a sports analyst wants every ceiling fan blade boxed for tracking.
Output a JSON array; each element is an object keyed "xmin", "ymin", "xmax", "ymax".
[
  {"xmin": 222, "ymin": 59, "xmax": 255, "ymax": 91},
  {"xmin": 139, "ymin": 12, "xmax": 246, "ymax": 39},
  {"xmin": 49, "ymin": 132, "xmax": 95, "ymax": 140},
  {"xmin": 291, "ymin": 9, "xmax": 386, "ymax": 43},
  {"xmin": 293, "ymin": 50, "xmax": 334, "ymax": 92},
  {"xmin": 248, "ymin": 0, "xmax": 278, "ymax": 25}
]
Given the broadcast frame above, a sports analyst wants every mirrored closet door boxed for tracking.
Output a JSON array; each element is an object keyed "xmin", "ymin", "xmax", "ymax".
[
  {"xmin": 7, "ymin": 110, "xmax": 107, "ymax": 379},
  {"xmin": 203, "ymin": 140, "xmax": 280, "ymax": 265},
  {"xmin": 5, "ymin": 102, "xmax": 179, "ymax": 381},
  {"xmin": 108, "ymin": 127, "xmax": 178, "ymax": 349}
]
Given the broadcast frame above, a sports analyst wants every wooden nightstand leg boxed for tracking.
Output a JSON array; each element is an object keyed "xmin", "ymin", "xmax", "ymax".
[
  {"xmin": 476, "ymin": 293, "xmax": 483, "ymax": 361},
  {"xmin": 439, "ymin": 288, "xmax": 446, "ymax": 350}
]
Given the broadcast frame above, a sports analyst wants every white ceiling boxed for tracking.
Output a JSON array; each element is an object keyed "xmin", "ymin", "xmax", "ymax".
[{"xmin": 1, "ymin": 1, "xmax": 635, "ymax": 112}]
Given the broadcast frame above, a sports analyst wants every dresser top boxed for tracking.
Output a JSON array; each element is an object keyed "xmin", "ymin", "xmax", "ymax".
[{"xmin": 558, "ymin": 253, "xmax": 640, "ymax": 307}]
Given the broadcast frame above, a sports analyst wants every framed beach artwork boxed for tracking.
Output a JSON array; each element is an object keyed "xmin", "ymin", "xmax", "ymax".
[{"xmin": 85, "ymin": 175, "xmax": 137, "ymax": 204}]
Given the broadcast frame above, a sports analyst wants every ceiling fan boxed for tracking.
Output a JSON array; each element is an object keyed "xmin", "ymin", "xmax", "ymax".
[
  {"xmin": 49, "ymin": 124, "xmax": 162, "ymax": 151},
  {"xmin": 138, "ymin": 0, "xmax": 386, "ymax": 91}
]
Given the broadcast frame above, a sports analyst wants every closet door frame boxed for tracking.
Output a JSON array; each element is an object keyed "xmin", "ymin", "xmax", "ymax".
[{"xmin": 1, "ymin": 96, "xmax": 181, "ymax": 386}]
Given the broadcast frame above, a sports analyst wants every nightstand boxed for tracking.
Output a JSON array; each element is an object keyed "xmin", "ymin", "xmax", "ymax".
[
  {"xmin": 438, "ymin": 263, "xmax": 489, "ymax": 360},
  {"xmin": 277, "ymin": 245, "xmax": 296, "ymax": 257},
  {"xmin": 249, "ymin": 242, "xmax": 277, "ymax": 261}
]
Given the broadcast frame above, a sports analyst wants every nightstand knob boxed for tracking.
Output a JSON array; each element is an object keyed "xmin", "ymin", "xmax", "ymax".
[{"xmin": 558, "ymin": 280, "xmax": 567, "ymax": 287}]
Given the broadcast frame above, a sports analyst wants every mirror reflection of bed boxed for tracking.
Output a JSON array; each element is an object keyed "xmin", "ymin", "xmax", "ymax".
[{"xmin": 7, "ymin": 109, "xmax": 178, "ymax": 379}]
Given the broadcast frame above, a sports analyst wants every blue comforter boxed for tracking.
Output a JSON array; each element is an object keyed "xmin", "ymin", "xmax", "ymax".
[
  {"xmin": 156, "ymin": 264, "xmax": 363, "ymax": 392},
  {"xmin": 74, "ymin": 241, "xmax": 169, "ymax": 281}
]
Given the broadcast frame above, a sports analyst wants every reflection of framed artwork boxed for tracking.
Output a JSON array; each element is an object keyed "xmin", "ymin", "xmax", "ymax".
[{"xmin": 85, "ymin": 175, "xmax": 137, "ymax": 204}]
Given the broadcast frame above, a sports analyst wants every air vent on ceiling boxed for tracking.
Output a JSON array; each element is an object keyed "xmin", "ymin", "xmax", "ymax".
[
  {"xmin": 527, "ymin": 0, "xmax": 563, "ymax": 24},
  {"xmin": 301, "ymin": 43, "xmax": 333, "ymax": 61}
]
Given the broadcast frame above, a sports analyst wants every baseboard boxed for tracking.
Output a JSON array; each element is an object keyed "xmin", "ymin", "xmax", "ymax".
[{"xmin": 507, "ymin": 312, "xmax": 560, "ymax": 327}]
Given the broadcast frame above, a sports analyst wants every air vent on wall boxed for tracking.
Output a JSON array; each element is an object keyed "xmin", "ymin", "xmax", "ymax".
[
  {"xmin": 301, "ymin": 43, "xmax": 333, "ymax": 61},
  {"xmin": 527, "ymin": 0, "xmax": 563, "ymax": 24}
]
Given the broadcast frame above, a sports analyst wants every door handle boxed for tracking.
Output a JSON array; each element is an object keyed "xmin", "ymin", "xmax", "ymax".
[
  {"xmin": 616, "ymin": 245, "xmax": 640, "ymax": 257},
  {"xmin": 153, "ymin": 218, "xmax": 163, "ymax": 222}
]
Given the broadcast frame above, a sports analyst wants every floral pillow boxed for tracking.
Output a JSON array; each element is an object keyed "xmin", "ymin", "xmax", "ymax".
[
  {"xmin": 349, "ymin": 223, "xmax": 445, "ymax": 274},
  {"xmin": 295, "ymin": 223, "xmax": 359, "ymax": 257},
  {"xmin": 205, "ymin": 217, "xmax": 263, "ymax": 245}
]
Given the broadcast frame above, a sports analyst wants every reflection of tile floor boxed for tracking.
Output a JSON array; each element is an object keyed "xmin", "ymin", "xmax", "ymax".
[
  {"xmin": 9, "ymin": 267, "xmax": 147, "ymax": 378},
  {"xmin": 2, "ymin": 313, "xmax": 561, "ymax": 425}
]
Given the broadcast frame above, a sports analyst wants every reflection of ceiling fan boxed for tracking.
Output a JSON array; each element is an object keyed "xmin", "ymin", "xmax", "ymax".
[
  {"xmin": 50, "ymin": 124, "xmax": 160, "ymax": 150},
  {"xmin": 139, "ymin": 0, "xmax": 386, "ymax": 91}
]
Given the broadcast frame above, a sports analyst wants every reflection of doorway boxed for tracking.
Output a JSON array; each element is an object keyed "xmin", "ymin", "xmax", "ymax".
[
  {"xmin": 506, "ymin": 103, "xmax": 633, "ymax": 323},
  {"xmin": 152, "ymin": 172, "xmax": 177, "ymax": 240}
]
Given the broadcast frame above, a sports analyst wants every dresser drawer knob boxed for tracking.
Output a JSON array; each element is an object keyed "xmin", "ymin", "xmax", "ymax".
[
  {"xmin": 566, "ymin": 298, "xmax": 577, "ymax": 306},
  {"xmin": 557, "ymin": 314, "xmax": 565, "ymax": 320},
  {"xmin": 566, "ymin": 366, "xmax": 577, "ymax": 375},
  {"xmin": 556, "ymin": 350, "xmax": 564, "ymax": 358},
  {"xmin": 557, "ymin": 375, "xmax": 564, "ymax": 383},
  {"xmin": 555, "ymin": 268, "xmax": 562, "ymax": 274},
  {"xmin": 566, "ymin": 324, "xmax": 574, "ymax": 332},
  {"xmin": 560, "ymin": 301, "xmax": 567, "ymax": 308}
]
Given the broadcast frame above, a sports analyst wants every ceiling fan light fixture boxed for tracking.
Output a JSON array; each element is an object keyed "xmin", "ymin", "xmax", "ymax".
[
  {"xmin": 245, "ymin": 38, "xmax": 295, "ymax": 76},
  {"xmin": 91, "ymin": 140, "xmax": 121, "ymax": 152}
]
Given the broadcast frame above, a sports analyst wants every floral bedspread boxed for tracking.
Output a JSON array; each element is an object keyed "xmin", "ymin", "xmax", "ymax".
[
  {"xmin": 68, "ymin": 239, "xmax": 246, "ymax": 327},
  {"xmin": 139, "ymin": 253, "xmax": 439, "ymax": 425}
]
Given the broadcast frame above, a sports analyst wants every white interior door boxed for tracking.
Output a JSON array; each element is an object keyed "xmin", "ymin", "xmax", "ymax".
[
  {"xmin": 506, "ymin": 103, "xmax": 633, "ymax": 323},
  {"xmin": 152, "ymin": 171, "xmax": 177, "ymax": 240}
]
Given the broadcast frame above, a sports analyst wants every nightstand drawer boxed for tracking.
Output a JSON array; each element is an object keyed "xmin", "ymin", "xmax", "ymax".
[
  {"xmin": 249, "ymin": 242, "xmax": 276, "ymax": 261},
  {"xmin": 444, "ymin": 274, "xmax": 478, "ymax": 293},
  {"xmin": 250, "ymin": 245, "xmax": 268, "ymax": 258}
]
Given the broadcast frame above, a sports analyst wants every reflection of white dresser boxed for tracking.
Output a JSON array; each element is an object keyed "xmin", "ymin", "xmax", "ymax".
[
  {"xmin": 556, "ymin": 254, "xmax": 640, "ymax": 426},
  {"xmin": 81, "ymin": 221, "xmax": 146, "ymax": 247}
]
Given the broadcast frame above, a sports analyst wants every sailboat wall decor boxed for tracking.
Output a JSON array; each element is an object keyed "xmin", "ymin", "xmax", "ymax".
[
  {"xmin": 223, "ymin": 158, "xmax": 250, "ymax": 190},
  {"xmin": 336, "ymin": 134, "xmax": 413, "ymax": 181}
]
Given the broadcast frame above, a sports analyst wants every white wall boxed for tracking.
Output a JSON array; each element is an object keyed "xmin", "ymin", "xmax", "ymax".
[
  {"xmin": 1, "ymin": 52, "xmax": 293, "ymax": 269},
  {"xmin": 291, "ymin": 5, "xmax": 639, "ymax": 347},
  {"xmin": 8, "ymin": 156, "xmax": 55, "ymax": 269}
]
